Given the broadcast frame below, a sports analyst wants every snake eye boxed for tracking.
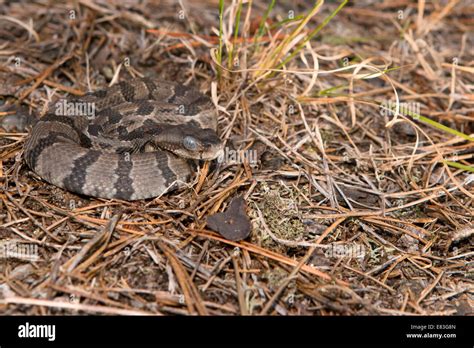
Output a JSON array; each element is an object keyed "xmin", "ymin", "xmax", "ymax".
[{"xmin": 183, "ymin": 136, "xmax": 198, "ymax": 151}]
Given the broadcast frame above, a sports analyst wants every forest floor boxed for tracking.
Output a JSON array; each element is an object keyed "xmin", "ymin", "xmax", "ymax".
[{"xmin": 0, "ymin": 0, "xmax": 472, "ymax": 315}]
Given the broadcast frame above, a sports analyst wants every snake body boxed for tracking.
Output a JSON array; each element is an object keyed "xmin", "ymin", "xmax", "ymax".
[{"xmin": 24, "ymin": 78, "xmax": 223, "ymax": 200}]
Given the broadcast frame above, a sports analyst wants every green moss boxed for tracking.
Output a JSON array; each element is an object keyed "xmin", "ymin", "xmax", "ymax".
[{"xmin": 250, "ymin": 183, "xmax": 307, "ymax": 253}]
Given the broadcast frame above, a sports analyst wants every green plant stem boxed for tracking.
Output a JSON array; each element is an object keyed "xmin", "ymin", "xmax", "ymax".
[
  {"xmin": 442, "ymin": 161, "xmax": 474, "ymax": 173},
  {"xmin": 217, "ymin": 0, "xmax": 225, "ymax": 78},
  {"xmin": 228, "ymin": 0, "xmax": 243, "ymax": 69}
]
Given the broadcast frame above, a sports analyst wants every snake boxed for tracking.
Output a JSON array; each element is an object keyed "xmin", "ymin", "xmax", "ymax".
[{"xmin": 23, "ymin": 78, "xmax": 224, "ymax": 200}]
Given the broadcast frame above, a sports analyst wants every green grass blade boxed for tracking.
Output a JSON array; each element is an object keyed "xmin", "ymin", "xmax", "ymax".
[
  {"xmin": 402, "ymin": 108, "xmax": 474, "ymax": 142},
  {"xmin": 217, "ymin": 0, "xmax": 225, "ymax": 78},
  {"xmin": 442, "ymin": 161, "xmax": 474, "ymax": 173},
  {"xmin": 253, "ymin": 0, "xmax": 275, "ymax": 46},
  {"xmin": 317, "ymin": 84, "xmax": 348, "ymax": 96},
  {"xmin": 270, "ymin": 14, "xmax": 306, "ymax": 30},
  {"xmin": 228, "ymin": 0, "xmax": 243, "ymax": 69}
]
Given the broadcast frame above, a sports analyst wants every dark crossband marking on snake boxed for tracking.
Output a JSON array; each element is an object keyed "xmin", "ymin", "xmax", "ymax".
[{"xmin": 24, "ymin": 78, "xmax": 224, "ymax": 200}]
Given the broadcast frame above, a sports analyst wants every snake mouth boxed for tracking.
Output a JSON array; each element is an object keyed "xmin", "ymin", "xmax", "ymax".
[{"xmin": 157, "ymin": 139, "xmax": 224, "ymax": 161}]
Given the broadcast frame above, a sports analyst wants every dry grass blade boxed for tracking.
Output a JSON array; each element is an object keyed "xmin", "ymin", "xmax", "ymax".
[
  {"xmin": 157, "ymin": 240, "xmax": 208, "ymax": 315},
  {"xmin": 63, "ymin": 213, "xmax": 121, "ymax": 273}
]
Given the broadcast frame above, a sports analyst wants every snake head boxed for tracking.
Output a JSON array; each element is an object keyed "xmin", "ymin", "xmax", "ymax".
[{"xmin": 156, "ymin": 126, "xmax": 224, "ymax": 161}]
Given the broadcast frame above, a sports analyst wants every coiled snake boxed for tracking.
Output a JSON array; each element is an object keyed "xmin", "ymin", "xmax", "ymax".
[{"xmin": 24, "ymin": 78, "xmax": 223, "ymax": 200}]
